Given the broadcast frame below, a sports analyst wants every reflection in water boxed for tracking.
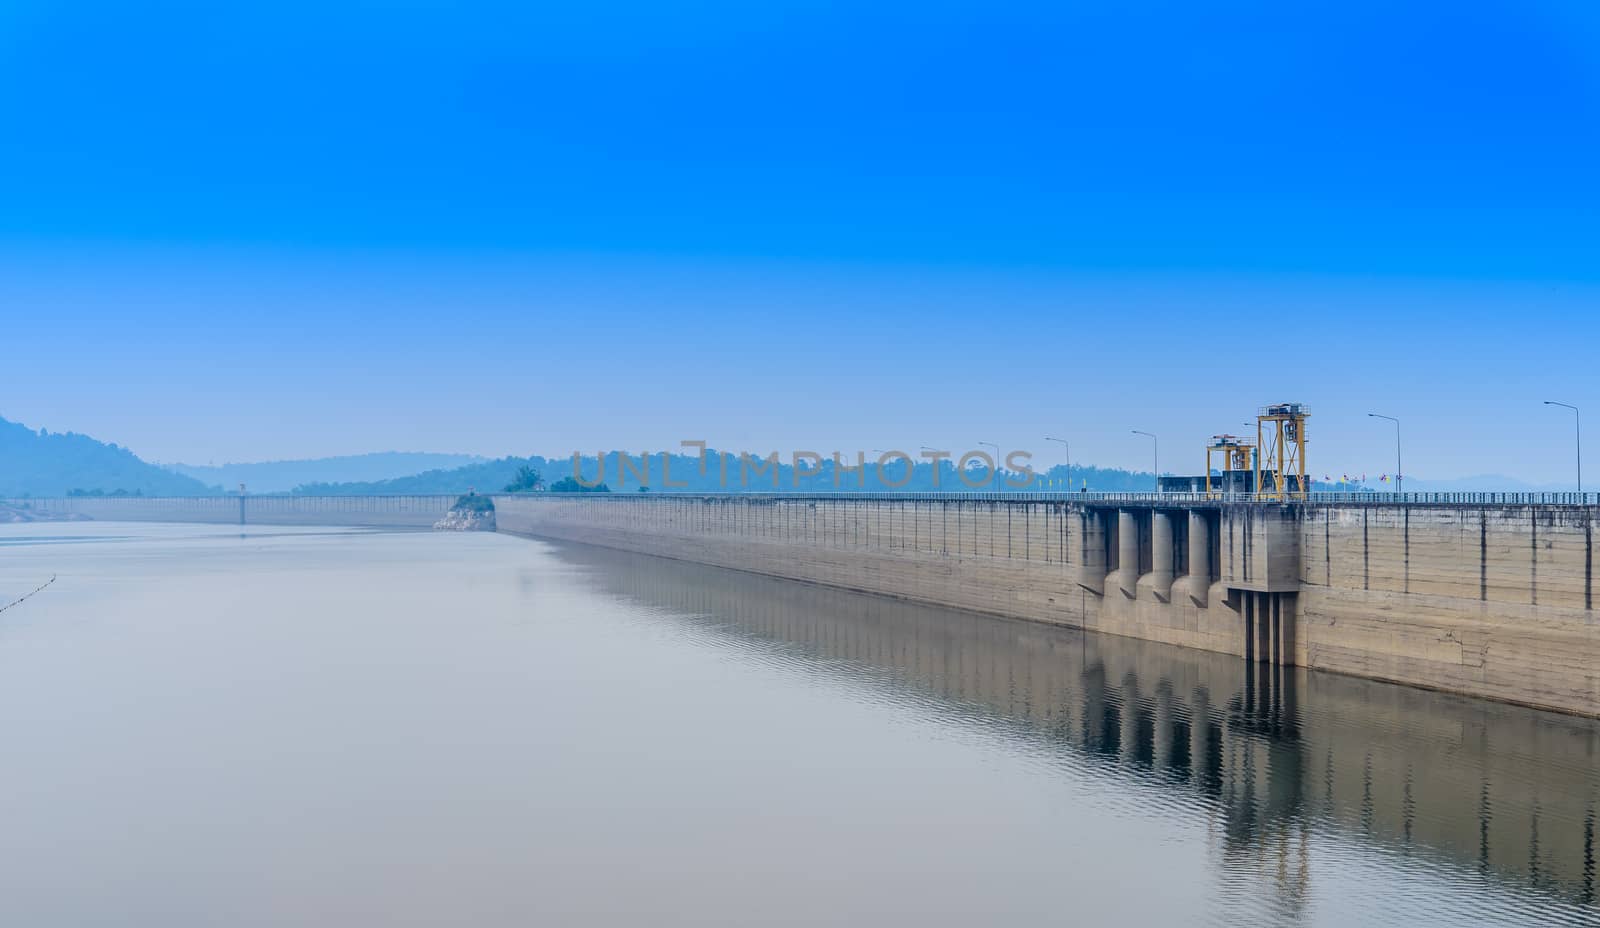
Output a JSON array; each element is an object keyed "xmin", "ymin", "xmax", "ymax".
[{"xmin": 554, "ymin": 541, "xmax": 1600, "ymax": 921}]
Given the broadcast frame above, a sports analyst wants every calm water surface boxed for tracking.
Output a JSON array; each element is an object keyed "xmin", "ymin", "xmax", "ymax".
[{"xmin": 0, "ymin": 523, "xmax": 1595, "ymax": 926}]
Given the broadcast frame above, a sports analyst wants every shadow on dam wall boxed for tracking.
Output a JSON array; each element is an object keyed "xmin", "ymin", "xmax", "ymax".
[{"xmin": 542, "ymin": 539, "xmax": 1600, "ymax": 914}]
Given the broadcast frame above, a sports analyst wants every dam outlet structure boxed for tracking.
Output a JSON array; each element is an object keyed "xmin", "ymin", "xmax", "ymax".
[{"xmin": 492, "ymin": 492, "xmax": 1600, "ymax": 718}]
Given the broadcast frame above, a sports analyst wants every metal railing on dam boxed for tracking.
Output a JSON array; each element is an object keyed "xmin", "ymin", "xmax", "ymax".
[
  {"xmin": 7, "ymin": 489, "xmax": 1597, "ymax": 510},
  {"xmin": 525, "ymin": 490, "xmax": 1600, "ymax": 506}
]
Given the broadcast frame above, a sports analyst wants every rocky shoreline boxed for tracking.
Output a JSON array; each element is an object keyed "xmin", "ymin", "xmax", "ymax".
[
  {"xmin": 1, "ymin": 503, "xmax": 91, "ymax": 523},
  {"xmin": 433, "ymin": 493, "xmax": 496, "ymax": 531},
  {"xmin": 433, "ymin": 508, "xmax": 496, "ymax": 531}
]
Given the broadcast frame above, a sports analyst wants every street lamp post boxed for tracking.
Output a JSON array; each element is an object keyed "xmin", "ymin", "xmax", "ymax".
[
  {"xmin": 1045, "ymin": 436, "xmax": 1069, "ymax": 493},
  {"xmin": 1367, "ymin": 413, "xmax": 1402, "ymax": 495},
  {"xmin": 1544, "ymin": 402, "xmax": 1582, "ymax": 495},
  {"xmin": 1132, "ymin": 430, "xmax": 1159, "ymax": 494},
  {"xmin": 978, "ymin": 441, "xmax": 1000, "ymax": 492}
]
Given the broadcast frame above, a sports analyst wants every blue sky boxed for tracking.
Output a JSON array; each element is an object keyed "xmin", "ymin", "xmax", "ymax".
[{"xmin": 1, "ymin": 1, "xmax": 1597, "ymax": 482}]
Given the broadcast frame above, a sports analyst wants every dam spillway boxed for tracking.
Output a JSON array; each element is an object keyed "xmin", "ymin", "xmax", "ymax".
[
  {"xmin": 491, "ymin": 493, "xmax": 1600, "ymax": 718},
  {"xmin": 11, "ymin": 492, "xmax": 1599, "ymax": 717}
]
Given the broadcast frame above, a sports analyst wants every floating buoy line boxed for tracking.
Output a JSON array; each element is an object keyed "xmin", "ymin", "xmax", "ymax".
[{"xmin": 0, "ymin": 575, "xmax": 56, "ymax": 615}]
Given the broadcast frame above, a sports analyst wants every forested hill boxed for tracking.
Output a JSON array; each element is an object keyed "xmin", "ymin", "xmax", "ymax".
[
  {"xmin": 292, "ymin": 451, "xmax": 1160, "ymax": 495},
  {"xmin": 0, "ymin": 421, "xmax": 1373, "ymax": 499},
  {"xmin": 0, "ymin": 416, "xmax": 217, "ymax": 497},
  {"xmin": 294, "ymin": 456, "xmax": 548, "ymax": 495},
  {"xmin": 170, "ymin": 452, "xmax": 486, "ymax": 494}
]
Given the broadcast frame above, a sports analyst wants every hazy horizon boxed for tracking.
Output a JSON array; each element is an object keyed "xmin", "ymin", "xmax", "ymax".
[
  {"xmin": 3, "ymin": 2, "xmax": 1596, "ymax": 483},
  {"xmin": 1, "ymin": 409, "xmax": 1583, "ymax": 493}
]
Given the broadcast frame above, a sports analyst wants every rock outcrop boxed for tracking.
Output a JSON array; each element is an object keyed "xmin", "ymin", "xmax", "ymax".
[
  {"xmin": 0, "ymin": 503, "xmax": 91, "ymax": 523},
  {"xmin": 433, "ymin": 508, "xmax": 496, "ymax": 531},
  {"xmin": 433, "ymin": 494, "xmax": 496, "ymax": 531}
]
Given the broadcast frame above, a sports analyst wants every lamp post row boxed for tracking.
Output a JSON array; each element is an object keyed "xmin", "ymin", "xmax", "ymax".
[
  {"xmin": 902, "ymin": 400, "xmax": 1581, "ymax": 497},
  {"xmin": 1367, "ymin": 413, "xmax": 1401, "ymax": 495},
  {"xmin": 1545, "ymin": 401, "xmax": 1581, "ymax": 495},
  {"xmin": 1362, "ymin": 405, "xmax": 1584, "ymax": 497}
]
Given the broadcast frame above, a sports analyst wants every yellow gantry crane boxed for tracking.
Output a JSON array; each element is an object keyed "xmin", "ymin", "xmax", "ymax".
[
  {"xmin": 1205, "ymin": 435, "xmax": 1255, "ymax": 497},
  {"xmin": 1255, "ymin": 402, "xmax": 1310, "ymax": 500}
]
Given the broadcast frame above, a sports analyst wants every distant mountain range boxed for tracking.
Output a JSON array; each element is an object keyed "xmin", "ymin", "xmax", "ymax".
[
  {"xmin": 0, "ymin": 415, "xmax": 490, "ymax": 497},
  {"xmin": 296, "ymin": 452, "xmax": 1164, "ymax": 495},
  {"xmin": 169, "ymin": 452, "xmax": 487, "ymax": 494},
  {"xmin": 1401, "ymin": 475, "xmax": 1577, "ymax": 493},
  {"xmin": 293, "ymin": 456, "xmax": 550, "ymax": 495},
  {"xmin": 0, "ymin": 416, "xmax": 215, "ymax": 497},
  {"xmin": 0, "ymin": 413, "xmax": 1569, "ymax": 498}
]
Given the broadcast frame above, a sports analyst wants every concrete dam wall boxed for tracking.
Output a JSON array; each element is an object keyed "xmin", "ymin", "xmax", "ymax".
[
  {"xmin": 493, "ymin": 494, "xmax": 1600, "ymax": 717},
  {"xmin": 13, "ymin": 492, "xmax": 1594, "ymax": 715},
  {"xmin": 5, "ymin": 495, "xmax": 456, "ymax": 528}
]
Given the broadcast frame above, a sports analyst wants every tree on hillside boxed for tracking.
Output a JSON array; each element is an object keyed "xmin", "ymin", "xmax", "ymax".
[
  {"xmin": 549, "ymin": 476, "xmax": 610, "ymax": 493},
  {"xmin": 503, "ymin": 465, "xmax": 545, "ymax": 493}
]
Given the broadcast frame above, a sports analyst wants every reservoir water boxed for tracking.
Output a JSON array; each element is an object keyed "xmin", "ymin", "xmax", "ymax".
[{"xmin": 0, "ymin": 523, "xmax": 1595, "ymax": 926}]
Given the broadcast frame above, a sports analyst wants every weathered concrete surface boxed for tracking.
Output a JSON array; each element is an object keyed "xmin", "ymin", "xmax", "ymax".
[
  {"xmin": 1172, "ymin": 510, "xmax": 1211, "ymax": 606},
  {"xmin": 494, "ymin": 495, "xmax": 1600, "ymax": 716},
  {"xmin": 1221, "ymin": 504, "xmax": 1301, "ymax": 592},
  {"xmin": 1298, "ymin": 505, "xmax": 1599, "ymax": 716},
  {"xmin": 493, "ymin": 495, "xmax": 1250, "ymax": 662}
]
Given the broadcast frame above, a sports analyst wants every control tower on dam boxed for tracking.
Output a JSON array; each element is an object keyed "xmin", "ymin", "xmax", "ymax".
[{"xmin": 494, "ymin": 492, "xmax": 1600, "ymax": 718}]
